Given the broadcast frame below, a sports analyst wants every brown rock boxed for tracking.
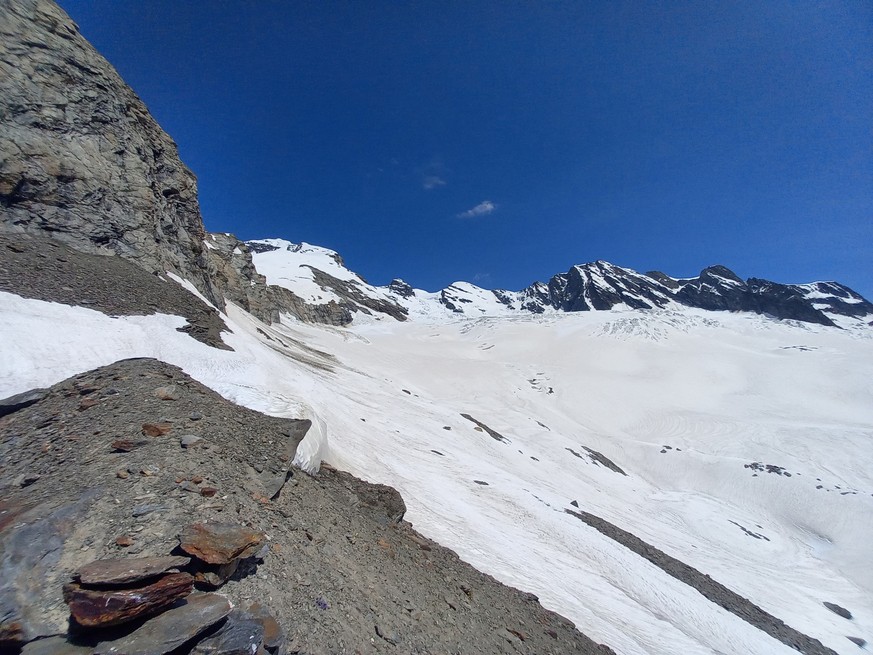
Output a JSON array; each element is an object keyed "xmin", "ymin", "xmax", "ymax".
[
  {"xmin": 115, "ymin": 536, "xmax": 134, "ymax": 547},
  {"xmin": 116, "ymin": 471, "xmax": 129, "ymax": 479},
  {"xmin": 78, "ymin": 398, "xmax": 98, "ymax": 411},
  {"xmin": 93, "ymin": 593, "xmax": 232, "ymax": 655},
  {"xmin": 200, "ymin": 487, "xmax": 218, "ymax": 498},
  {"xmin": 154, "ymin": 385, "xmax": 181, "ymax": 401},
  {"xmin": 191, "ymin": 475, "xmax": 204, "ymax": 484},
  {"xmin": 142, "ymin": 423, "xmax": 172, "ymax": 437},
  {"xmin": 179, "ymin": 523, "xmax": 264, "ymax": 565},
  {"xmin": 63, "ymin": 572, "xmax": 193, "ymax": 628},
  {"xmin": 77, "ymin": 556, "xmax": 191, "ymax": 586},
  {"xmin": 111, "ymin": 439, "xmax": 148, "ymax": 452}
]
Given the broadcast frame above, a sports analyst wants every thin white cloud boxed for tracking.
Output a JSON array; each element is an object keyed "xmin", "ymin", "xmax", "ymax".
[
  {"xmin": 457, "ymin": 200, "xmax": 497, "ymax": 219},
  {"xmin": 423, "ymin": 175, "xmax": 446, "ymax": 190}
]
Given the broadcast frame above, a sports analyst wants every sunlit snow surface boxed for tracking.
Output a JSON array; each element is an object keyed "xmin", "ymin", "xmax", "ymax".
[{"xmin": 1, "ymin": 288, "xmax": 872, "ymax": 655}]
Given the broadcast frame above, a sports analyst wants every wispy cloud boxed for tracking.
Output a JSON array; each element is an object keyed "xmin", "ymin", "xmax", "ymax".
[
  {"xmin": 422, "ymin": 175, "xmax": 446, "ymax": 190},
  {"xmin": 457, "ymin": 200, "xmax": 497, "ymax": 219}
]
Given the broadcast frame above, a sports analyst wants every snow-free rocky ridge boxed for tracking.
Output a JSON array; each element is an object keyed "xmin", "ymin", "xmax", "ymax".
[{"xmin": 2, "ymin": 1, "xmax": 872, "ymax": 654}]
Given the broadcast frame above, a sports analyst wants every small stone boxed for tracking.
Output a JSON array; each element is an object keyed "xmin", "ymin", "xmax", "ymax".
[
  {"xmin": 77, "ymin": 556, "xmax": 191, "ymax": 585},
  {"xmin": 116, "ymin": 470, "xmax": 129, "ymax": 479},
  {"xmin": 142, "ymin": 422, "xmax": 173, "ymax": 437},
  {"xmin": 132, "ymin": 504, "xmax": 167, "ymax": 517},
  {"xmin": 64, "ymin": 572, "xmax": 193, "ymax": 627},
  {"xmin": 17, "ymin": 473, "xmax": 40, "ymax": 487},
  {"xmin": 570, "ymin": 500, "xmax": 579, "ymax": 507},
  {"xmin": 824, "ymin": 602, "xmax": 852, "ymax": 619},
  {"xmin": 179, "ymin": 522, "xmax": 265, "ymax": 565},
  {"xmin": 180, "ymin": 434, "xmax": 203, "ymax": 448},
  {"xmin": 180, "ymin": 481, "xmax": 199, "ymax": 493},
  {"xmin": 93, "ymin": 593, "xmax": 232, "ymax": 655},
  {"xmin": 847, "ymin": 636, "xmax": 866, "ymax": 648},
  {"xmin": 190, "ymin": 411, "xmax": 203, "ymax": 421},
  {"xmin": 200, "ymin": 487, "xmax": 218, "ymax": 498},
  {"xmin": 191, "ymin": 475, "xmax": 204, "ymax": 484},
  {"xmin": 111, "ymin": 438, "xmax": 148, "ymax": 452},
  {"xmin": 140, "ymin": 465, "xmax": 160, "ymax": 477},
  {"xmin": 78, "ymin": 398, "xmax": 98, "ymax": 411},
  {"xmin": 115, "ymin": 535, "xmax": 134, "ymax": 547},
  {"xmin": 154, "ymin": 385, "xmax": 181, "ymax": 401}
]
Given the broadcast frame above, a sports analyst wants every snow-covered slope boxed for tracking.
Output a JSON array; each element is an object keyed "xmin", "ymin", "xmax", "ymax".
[
  {"xmin": 2, "ymin": 279, "xmax": 871, "ymax": 654},
  {"xmin": 246, "ymin": 239, "xmax": 873, "ymax": 329}
]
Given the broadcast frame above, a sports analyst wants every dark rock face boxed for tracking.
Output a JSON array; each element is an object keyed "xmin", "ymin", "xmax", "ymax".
[
  {"xmin": 517, "ymin": 261, "xmax": 873, "ymax": 327},
  {"xmin": 388, "ymin": 278, "xmax": 414, "ymax": 298},
  {"xmin": 0, "ymin": 0, "xmax": 223, "ymax": 309}
]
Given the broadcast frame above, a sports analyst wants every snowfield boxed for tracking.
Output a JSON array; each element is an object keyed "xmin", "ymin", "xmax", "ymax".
[{"xmin": 1, "ymin": 282, "xmax": 872, "ymax": 654}]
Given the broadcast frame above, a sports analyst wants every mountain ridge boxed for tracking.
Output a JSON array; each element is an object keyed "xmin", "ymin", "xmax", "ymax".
[{"xmin": 246, "ymin": 238, "xmax": 873, "ymax": 329}]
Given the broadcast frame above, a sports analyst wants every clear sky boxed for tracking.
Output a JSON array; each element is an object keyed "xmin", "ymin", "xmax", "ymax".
[{"xmin": 58, "ymin": 1, "xmax": 872, "ymax": 297}]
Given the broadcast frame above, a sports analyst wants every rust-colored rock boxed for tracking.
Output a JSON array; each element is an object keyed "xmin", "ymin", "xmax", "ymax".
[
  {"xmin": 142, "ymin": 423, "xmax": 172, "ymax": 437},
  {"xmin": 200, "ymin": 486, "xmax": 218, "ymax": 497},
  {"xmin": 179, "ymin": 522, "xmax": 264, "ymax": 565},
  {"xmin": 111, "ymin": 438, "xmax": 147, "ymax": 452},
  {"xmin": 115, "ymin": 535, "xmax": 134, "ymax": 547},
  {"xmin": 77, "ymin": 556, "xmax": 191, "ymax": 585},
  {"xmin": 63, "ymin": 572, "xmax": 193, "ymax": 628}
]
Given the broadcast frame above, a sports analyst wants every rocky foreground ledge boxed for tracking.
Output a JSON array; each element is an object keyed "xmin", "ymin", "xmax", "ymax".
[{"xmin": 0, "ymin": 358, "xmax": 615, "ymax": 655}]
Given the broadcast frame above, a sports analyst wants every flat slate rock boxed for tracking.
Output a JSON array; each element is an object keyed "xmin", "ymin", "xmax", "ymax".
[
  {"xmin": 191, "ymin": 609, "xmax": 265, "ymax": 655},
  {"xmin": 20, "ymin": 636, "xmax": 92, "ymax": 655},
  {"xmin": 179, "ymin": 523, "xmax": 264, "ymax": 565},
  {"xmin": 94, "ymin": 593, "xmax": 232, "ymax": 655},
  {"xmin": 76, "ymin": 556, "xmax": 191, "ymax": 586},
  {"xmin": 63, "ymin": 573, "xmax": 193, "ymax": 628}
]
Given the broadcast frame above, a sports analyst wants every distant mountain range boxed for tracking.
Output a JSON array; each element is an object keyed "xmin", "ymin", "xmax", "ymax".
[{"xmin": 246, "ymin": 239, "xmax": 873, "ymax": 329}]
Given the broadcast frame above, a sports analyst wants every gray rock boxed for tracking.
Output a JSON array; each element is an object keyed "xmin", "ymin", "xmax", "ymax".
[
  {"xmin": 0, "ymin": 492, "xmax": 100, "ymax": 645},
  {"xmin": 21, "ymin": 636, "xmax": 92, "ymax": 655},
  {"xmin": 131, "ymin": 504, "xmax": 168, "ymax": 517},
  {"xmin": 181, "ymin": 434, "xmax": 204, "ymax": 448},
  {"xmin": 823, "ymin": 602, "xmax": 852, "ymax": 620},
  {"xmin": 847, "ymin": 636, "xmax": 866, "ymax": 648},
  {"xmin": 191, "ymin": 609, "xmax": 265, "ymax": 655},
  {"xmin": 0, "ymin": 387, "xmax": 48, "ymax": 418},
  {"xmin": 94, "ymin": 593, "xmax": 232, "ymax": 655}
]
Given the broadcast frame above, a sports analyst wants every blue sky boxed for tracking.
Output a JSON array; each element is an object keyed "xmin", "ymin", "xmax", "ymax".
[{"xmin": 59, "ymin": 1, "xmax": 872, "ymax": 296}]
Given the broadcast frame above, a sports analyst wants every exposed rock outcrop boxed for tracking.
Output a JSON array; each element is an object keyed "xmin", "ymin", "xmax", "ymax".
[{"xmin": 0, "ymin": 0, "xmax": 223, "ymax": 309}]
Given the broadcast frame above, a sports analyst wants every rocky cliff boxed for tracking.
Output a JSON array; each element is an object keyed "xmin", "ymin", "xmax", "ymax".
[
  {"xmin": 0, "ymin": 0, "xmax": 226, "ymax": 307},
  {"xmin": 0, "ymin": 0, "xmax": 355, "ymax": 327}
]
